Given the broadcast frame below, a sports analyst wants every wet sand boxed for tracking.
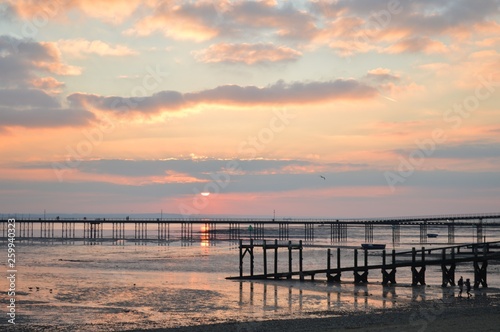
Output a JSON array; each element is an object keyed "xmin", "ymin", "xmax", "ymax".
[
  {"xmin": 140, "ymin": 292, "xmax": 500, "ymax": 332},
  {"xmin": 6, "ymin": 290, "xmax": 499, "ymax": 331}
]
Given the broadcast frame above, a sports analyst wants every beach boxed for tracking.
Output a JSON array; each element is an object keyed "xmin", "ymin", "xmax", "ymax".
[
  {"xmin": 1, "ymin": 224, "xmax": 500, "ymax": 331},
  {"xmin": 154, "ymin": 294, "xmax": 500, "ymax": 332}
]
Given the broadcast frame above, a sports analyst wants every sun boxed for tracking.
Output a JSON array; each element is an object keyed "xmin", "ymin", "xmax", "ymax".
[{"xmin": 201, "ymin": 192, "xmax": 210, "ymax": 197}]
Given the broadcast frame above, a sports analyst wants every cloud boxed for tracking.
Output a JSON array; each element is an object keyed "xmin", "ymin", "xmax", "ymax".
[
  {"xmin": 126, "ymin": 0, "xmax": 317, "ymax": 41},
  {"xmin": 226, "ymin": 0, "xmax": 317, "ymax": 40},
  {"xmin": 422, "ymin": 143, "xmax": 500, "ymax": 160},
  {"xmin": 8, "ymin": 158, "xmax": 500, "ymax": 195},
  {"xmin": 55, "ymin": 39, "xmax": 138, "ymax": 58},
  {"xmin": 0, "ymin": 36, "xmax": 93, "ymax": 132},
  {"xmin": 125, "ymin": 1, "xmax": 222, "ymax": 41},
  {"xmin": 364, "ymin": 68, "xmax": 400, "ymax": 83},
  {"xmin": 193, "ymin": 43, "xmax": 302, "ymax": 64},
  {"xmin": 68, "ymin": 90, "xmax": 186, "ymax": 114},
  {"xmin": 0, "ymin": 107, "xmax": 95, "ymax": 129},
  {"xmin": 31, "ymin": 77, "xmax": 65, "ymax": 93},
  {"xmin": 4, "ymin": 0, "xmax": 144, "ymax": 24},
  {"xmin": 313, "ymin": 0, "xmax": 500, "ymax": 56},
  {"xmin": 42, "ymin": 159, "xmax": 314, "ymax": 178},
  {"xmin": 384, "ymin": 36, "xmax": 448, "ymax": 54},
  {"xmin": 68, "ymin": 78, "xmax": 378, "ymax": 115},
  {"xmin": 0, "ymin": 88, "xmax": 60, "ymax": 108},
  {"xmin": 0, "ymin": 35, "xmax": 81, "ymax": 88}
]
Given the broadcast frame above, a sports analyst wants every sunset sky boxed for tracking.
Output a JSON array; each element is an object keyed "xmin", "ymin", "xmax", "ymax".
[{"xmin": 1, "ymin": 0, "xmax": 499, "ymax": 218}]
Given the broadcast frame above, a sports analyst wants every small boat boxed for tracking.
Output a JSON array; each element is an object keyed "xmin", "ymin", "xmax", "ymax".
[
  {"xmin": 427, "ymin": 233, "xmax": 439, "ymax": 238},
  {"xmin": 361, "ymin": 243, "xmax": 386, "ymax": 250}
]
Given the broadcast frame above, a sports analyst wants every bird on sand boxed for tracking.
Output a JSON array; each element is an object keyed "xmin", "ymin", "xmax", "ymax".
[{"xmin": 320, "ymin": 175, "xmax": 326, "ymax": 180}]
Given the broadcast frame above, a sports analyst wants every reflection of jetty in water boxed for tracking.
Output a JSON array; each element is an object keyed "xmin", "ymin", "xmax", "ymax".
[{"xmin": 236, "ymin": 281, "xmax": 456, "ymax": 314}]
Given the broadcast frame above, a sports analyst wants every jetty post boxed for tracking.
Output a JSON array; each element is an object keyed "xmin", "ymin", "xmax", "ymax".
[
  {"xmin": 441, "ymin": 247, "xmax": 456, "ymax": 287},
  {"xmin": 299, "ymin": 240, "xmax": 304, "ymax": 280},
  {"xmin": 473, "ymin": 243, "xmax": 488, "ymax": 288},
  {"xmin": 381, "ymin": 249, "xmax": 397, "ymax": 285},
  {"xmin": 411, "ymin": 247, "xmax": 426, "ymax": 285},
  {"xmin": 263, "ymin": 240, "xmax": 267, "ymax": 278},
  {"xmin": 353, "ymin": 249, "xmax": 368, "ymax": 283},
  {"xmin": 274, "ymin": 239, "xmax": 278, "ymax": 279},
  {"xmin": 238, "ymin": 238, "xmax": 255, "ymax": 278},
  {"xmin": 327, "ymin": 248, "xmax": 342, "ymax": 282}
]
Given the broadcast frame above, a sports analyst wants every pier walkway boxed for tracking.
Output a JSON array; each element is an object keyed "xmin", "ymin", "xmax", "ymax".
[{"xmin": 2, "ymin": 212, "xmax": 500, "ymax": 243}]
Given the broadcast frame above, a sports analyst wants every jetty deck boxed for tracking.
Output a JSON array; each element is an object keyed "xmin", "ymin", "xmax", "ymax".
[{"xmin": 227, "ymin": 240, "xmax": 500, "ymax": 288}]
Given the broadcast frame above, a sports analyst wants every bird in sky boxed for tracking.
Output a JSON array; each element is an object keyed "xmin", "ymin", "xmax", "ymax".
[{"xmin": 320, "ymin": 175, "xmax": 326, "ymax": 180}]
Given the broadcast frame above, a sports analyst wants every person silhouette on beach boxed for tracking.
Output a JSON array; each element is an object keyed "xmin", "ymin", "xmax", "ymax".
[
  {"xmin": 458, "ymin": 276, "xmax": 464, "ymax": 297},
  {"xmin": 465, "ymin": 278, "xmax": 472, "ymax": 298}
]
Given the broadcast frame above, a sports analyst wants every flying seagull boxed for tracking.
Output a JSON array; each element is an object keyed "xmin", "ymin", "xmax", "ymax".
[{"xmin": 320, "ymin": 175, "xmax": 326, "ymax": 180}]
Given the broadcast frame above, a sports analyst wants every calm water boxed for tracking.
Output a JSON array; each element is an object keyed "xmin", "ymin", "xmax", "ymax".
[{"xmin": 1, "ymin": 222, "xmax": 500, "ymax": 330}]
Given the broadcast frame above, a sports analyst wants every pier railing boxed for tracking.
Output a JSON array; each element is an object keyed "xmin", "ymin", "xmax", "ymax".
[
  {"xmin": 2, "ymin": 213, "xmax": 500, "ymax": 243},
  {"xmin": 2, "ymin": 212, "xmax": 500, "ymax": 224}
]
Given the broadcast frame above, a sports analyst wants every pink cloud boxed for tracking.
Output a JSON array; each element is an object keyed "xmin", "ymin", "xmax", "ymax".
[
  {"xmin": 125, "ymin": 0, "xmax": 317, "ymax": 42},
  {"xmin": 30, "ymin": 77, "xmax": 65, "ymax": 94},
  {"xmin": 384, "ymin": 36, "xmax": 448, "ymax": 54},
  {"xmin": 125, "ymin": 1, "xmax": 221, "ymax": 41},
  {"xmin": 193, "ymin": 43, "xmax": 301, "ymax": 64},
  {"xmin": 6, "ymin": 0, "xmax": 144, "ymax": 24}
]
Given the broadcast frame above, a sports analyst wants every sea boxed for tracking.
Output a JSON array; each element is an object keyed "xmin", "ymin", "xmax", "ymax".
[{"xmin": 1, "ymin": 220, "xmax": 500, "ymax": 330}]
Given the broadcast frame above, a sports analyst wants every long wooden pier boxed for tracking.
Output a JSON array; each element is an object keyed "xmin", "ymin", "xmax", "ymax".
[
  {"xmin": 1, "ymin": 212, "xmax": 500, "ymax": 243},
  {"xmin": 227, "ymin": 240, "xmax": 500, "ymax": 289}
]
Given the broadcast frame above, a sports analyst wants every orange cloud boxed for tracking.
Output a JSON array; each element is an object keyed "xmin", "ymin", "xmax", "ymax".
[
  {"xmin": 125, "ymin": 0, "xmax": 318, "ymax": 42},
  {"xmin": 6, "ymin": 0, "xmax": 144, "ymax": 24},
  {"xmin": 125, "ymin": 1, "xmax": 221, "ymax": 41},
  {"xmin": 37, "ymin": 42, "xmax": 82, "ymax": 75},
  {"xmin": 193, "ymin": 43, "xmax": 301, "ymax": 64},
  {"xmin": 384, "ymin": 36, "xmax": 448, "ymax": 54},
  {"xmin": 475, "ymin": 37, "xmax": 500, "ymax": 47},
  {"xmin": 30, "ymin": 77, "xmax": 65, "ymax": 94}
]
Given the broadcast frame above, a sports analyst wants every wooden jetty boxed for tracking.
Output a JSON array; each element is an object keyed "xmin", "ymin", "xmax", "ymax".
[{"xmin": 227, "ymin": 240, "xmax": 500, "ymax": 289}]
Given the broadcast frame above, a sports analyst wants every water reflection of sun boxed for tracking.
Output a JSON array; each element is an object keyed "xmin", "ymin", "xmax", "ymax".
[{"xmin": 200, "ymin": 225, "xmax": 209, "ymax": 247}]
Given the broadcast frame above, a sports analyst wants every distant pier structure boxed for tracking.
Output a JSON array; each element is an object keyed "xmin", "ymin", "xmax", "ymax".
[{"xmin": 1, "ymin": 213, "xmax": 500, "ymax": 244}]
